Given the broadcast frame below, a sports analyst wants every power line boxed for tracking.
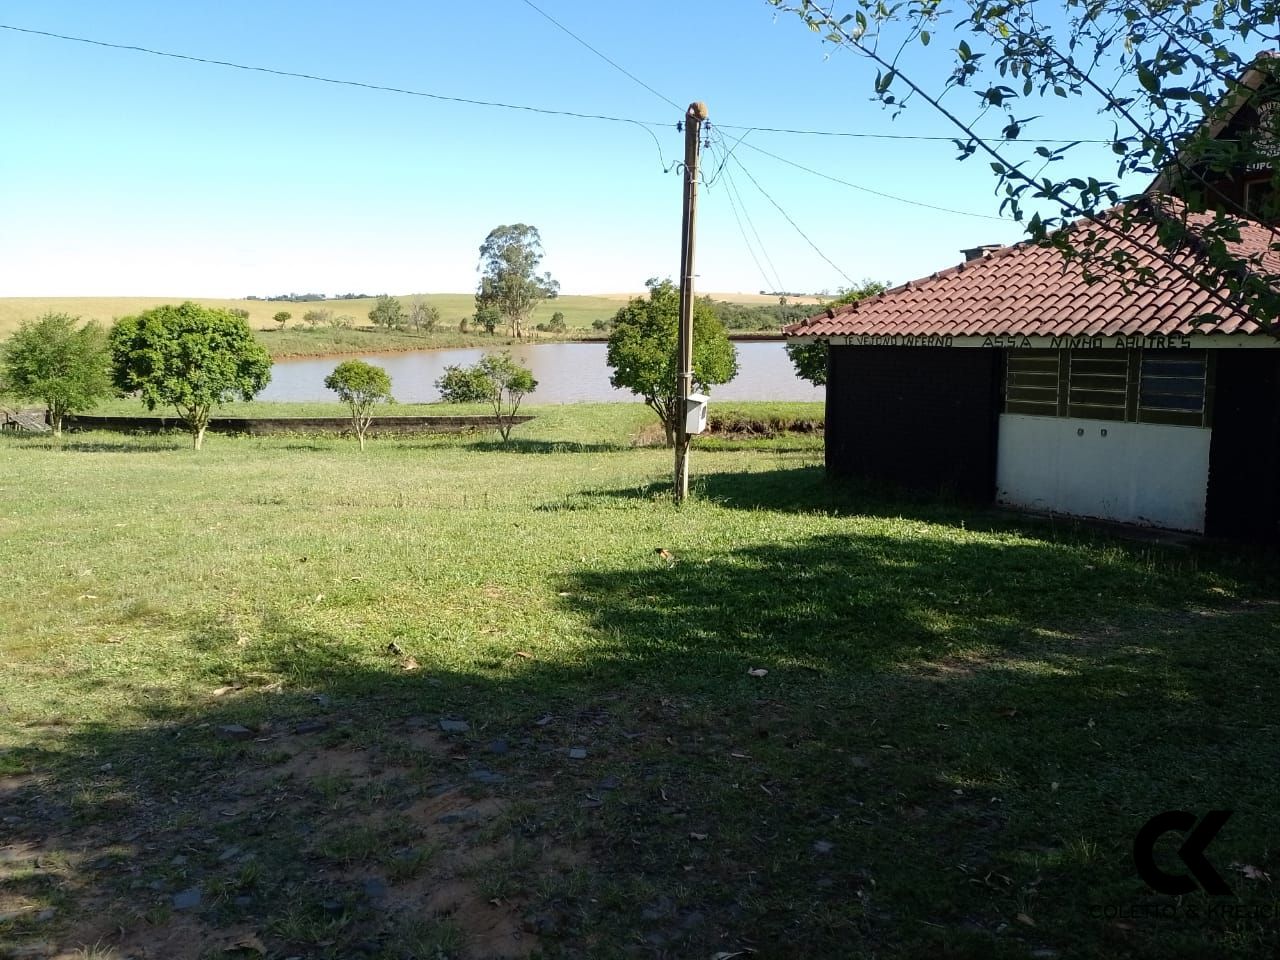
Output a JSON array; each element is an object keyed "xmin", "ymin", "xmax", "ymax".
[
  {"xmin": 515, "ymin": 0, "xmax": 682, "ymax": 111},
  {"xmin": 0, "ymin": 22, "xmax": 676, "ymax": 130},
  {"xmin": 710, "ymin": 140, "xmax": 784, "ymax": 294},
  {"xmin": 715, "ymin": 121, "xmax": 1112, "ymax": 145},
  {"xmin": 728, "ymin": 153, "xmax": 858, "ymax": 288},
  {"xmin": 738, "ymin": 140, "xmax": 1005, "ymax": 221},
  {"xmin": 0, "ymin": 22, "xmax": 1115, "ymax": 147},
  {"xmin": 710, "ymin": 138, "xmax": 787, "ymax": 293}
]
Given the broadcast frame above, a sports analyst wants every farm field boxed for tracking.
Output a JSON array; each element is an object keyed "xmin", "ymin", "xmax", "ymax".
[
  {"xmin": 1, "ymin": 405, "xmax": 1278, "ymax": 959},
  {"xmin": 0, "ymin": 291, "xmax": 818, "ymax": 343}
]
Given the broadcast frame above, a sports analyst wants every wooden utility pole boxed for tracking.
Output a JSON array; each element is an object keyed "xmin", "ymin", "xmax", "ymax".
[{"xmin": 675, "ymin": 101, "xmax": 707, "ymax": 503}]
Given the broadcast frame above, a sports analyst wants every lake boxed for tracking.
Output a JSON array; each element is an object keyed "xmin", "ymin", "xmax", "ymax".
[{"xmin": 259, "ymin": 341, "xmax": 824, "ymax": 404}]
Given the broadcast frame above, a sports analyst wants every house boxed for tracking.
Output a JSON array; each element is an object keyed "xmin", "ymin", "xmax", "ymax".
[{"xmin": 784, "ymin": 66, "xmax": 1280, "ymax": 539}]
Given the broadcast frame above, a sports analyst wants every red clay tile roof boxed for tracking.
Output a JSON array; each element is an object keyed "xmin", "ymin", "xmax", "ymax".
[{"xmin": 787, "ymin": 201, "xmax": 1280, "ymax": 340}]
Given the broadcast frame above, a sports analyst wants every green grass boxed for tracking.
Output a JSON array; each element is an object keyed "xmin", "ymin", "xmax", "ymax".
[{"xmin": 1, "ymin": 407, "xmax": 1278, "ymax": 959}]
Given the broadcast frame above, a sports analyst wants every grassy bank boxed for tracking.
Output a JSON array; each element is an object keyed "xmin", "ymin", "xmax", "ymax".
[
  {"xmin": 1, "ymin": 408, "xmax": 1278, "ymax": 959},
  {"xmin": 0, "ymin": 292, "xmax": 816, "ymax": 346}
]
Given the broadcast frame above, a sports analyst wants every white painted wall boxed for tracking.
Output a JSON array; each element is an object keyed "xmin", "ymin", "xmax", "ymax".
[{"xmin": 996, "ymin": 414, "xmax": 1213, "ymax": 532}]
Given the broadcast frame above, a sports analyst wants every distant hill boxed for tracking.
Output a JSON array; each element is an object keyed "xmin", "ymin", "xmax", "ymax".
[{"xmin": 0, "ymin": 291, "xmax": 820, "ymax": 339}]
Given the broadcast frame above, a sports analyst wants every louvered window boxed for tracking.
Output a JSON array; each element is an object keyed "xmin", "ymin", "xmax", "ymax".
[
  {"xmin": 1139, "ymin": 351, "xmax": 1209, "ymax": 427},
  {"xmin": 1004, "ymin": 350, "xmax": 1061, "ymax": 416},
  {"xmin": 1004, "ymin": 349, "xmax": 1211, "ymax": 427},
  {"xmin": 1067, "ymin": 354, "xmax": 1129, "ymax": 421}
]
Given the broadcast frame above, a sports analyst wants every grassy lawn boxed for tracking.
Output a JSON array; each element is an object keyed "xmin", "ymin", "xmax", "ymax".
[{"xmin": 1, "ymin": 406, "xmax": 1278, "ymax": 959}]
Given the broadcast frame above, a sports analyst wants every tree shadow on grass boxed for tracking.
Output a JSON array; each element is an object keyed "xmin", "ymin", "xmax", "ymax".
[{"xmin": 2, "ymin": 532, "xmax": 1279, "ymax": 959}]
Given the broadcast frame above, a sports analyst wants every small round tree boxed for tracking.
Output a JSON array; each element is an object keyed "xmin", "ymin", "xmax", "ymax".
[
  {"xmin": 273, "ymin": 311, "xmax": 291, "ymax": 330},
  {"xmin": 435, "ymin": 351, "xmax": 536, "ymax": 443},
  {"xmin": 606, "ymin": 280, "xmax": 738, "ymax": 446},
  {"xmin": 108, "ymin": 302, "xmax": 272, "ymax": 450},
  {"xmin": 0, "ymin": 313, "xmax": 113, "ymax": 436},
  {"xmin": 324, "ymin": 359, "xmax": 393, "ymax": 450}
]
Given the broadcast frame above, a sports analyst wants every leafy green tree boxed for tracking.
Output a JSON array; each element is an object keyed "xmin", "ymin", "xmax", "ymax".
[
  {"xmin": 435, "ymin": 351, "xmax": 536, "ymax": 443},
  {"xmin": 324, "ymin": 359, "xmax": 393, "ymax": 451},
  {"xmin": 273, "ymin": 311, "xmax": 291, "ymax": 330},
  {"xmin": 302, "ymin": 309, "xmax": 332, "ymax": 328},
  {"xmin": 368, "ymin": 295, "xmax": 404, "ymax": 329},
  {"xmin": 547, "ymin": 310, "xmax": 567, "ymax": 333},
  {"xmin": 228, "ymin": 307, "xmax": 251, "ymax": 321},
  {"xmin": 476, "ymin": 224, "xmax": 560, "ymax": 338},
  {"xmin": 108, "ymin": 302, "xmax": 271, "ymax": 450},
  {"xmin": 408, "ymin": 300, "xmax": 440, "ymax": 333},
  {"xmin": 768, "ymin": 1, "xmax": 1280, "ymax": 324},
  {"xmin": 606, "ymin": 280, "xmax": 739, "ymax": 446},
  {"xmin": 785, "ymin": 280, "xmax": 888, "ymax": 386},
  {"xmin": 474, "ymin": 304, "xmax": 501, "ymax": 336},
  {"xmin": 0, "ymin": 313, "xmax": 112, "ymax": 437}
]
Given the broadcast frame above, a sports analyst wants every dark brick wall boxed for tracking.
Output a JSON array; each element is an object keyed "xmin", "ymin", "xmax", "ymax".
[
  {"xmin": 1206, "ymin": 351, "xmax": 1280, "ymax": 541},
  {"xmin": 825, "ymin": 346, "xmax": 1001, "ymax": 501}
]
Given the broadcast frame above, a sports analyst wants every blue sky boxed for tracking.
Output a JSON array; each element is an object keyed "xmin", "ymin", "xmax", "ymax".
[{"xmin": 0, "ymin": 1, "xmax": 1141, "ymax": 297}]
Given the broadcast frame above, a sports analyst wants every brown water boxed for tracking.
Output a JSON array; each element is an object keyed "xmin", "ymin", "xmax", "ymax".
[{"xmin": 259, "ymin": 341, "xmax": 823, "ymax": 403}]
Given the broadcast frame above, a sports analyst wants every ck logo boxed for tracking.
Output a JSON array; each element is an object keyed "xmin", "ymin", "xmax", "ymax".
[{"xmin": 1133, "ymin": 810, "xmax": 1233, "ymax": 896}]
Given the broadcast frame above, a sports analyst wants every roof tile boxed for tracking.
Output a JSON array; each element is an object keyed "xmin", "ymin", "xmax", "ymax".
[{"xmin": 787, "ymin": 201, "xmax": 1280, "ymax": 340}]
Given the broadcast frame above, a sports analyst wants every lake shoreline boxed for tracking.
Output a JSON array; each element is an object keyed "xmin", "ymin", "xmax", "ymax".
[{"xmin": 268, "ymin": 331, "xmax": 784, "ymax": 361}]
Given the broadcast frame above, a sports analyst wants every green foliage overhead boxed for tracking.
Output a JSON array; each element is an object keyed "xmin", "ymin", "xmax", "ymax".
[
  {"xmin": 435, "ymin": 351, "xmax": 537, "ymax": 442},
  {"xmin": 769, "ymin": 0, "xmax": 1280, "ymax": 326},
  {"xmin": 476, "ymin": 224, "xmax": 560, "ymax": 338},
  {"xmin": 606, "ymin": 280, "xmax": 739, "ymax": 446},
  {"xmin": 368, "ymin": 295, "xmax": 404, "ymax": 329},
  {"xmin": 0, "ymin": 313, "xmax": 112, "ymax": 436},
  {"xmin": 324, "ymin": 359, "xmax": 393, "ymax": 450},
  {"xmin": 108, "ymin": 301, "xmax": 271, "ymax": 450},
  {"xmin": 785, "ymin": 280, "xmax": 888, "ymax": 386}
]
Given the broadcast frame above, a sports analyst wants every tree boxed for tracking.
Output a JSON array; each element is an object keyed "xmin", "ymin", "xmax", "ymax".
[
  {"xmin": 606, "ymin": 280, "xmax": 739, "ymax": 446},
  {"xmin": 368, "ymin": 295, "xmax": 404, "ymax": 329},
  {"xmin": 435, "ymin": 351, "xmax": 536, "ymax": 443},
  {"xmin": 302, "ymin": 309, "xmax": 332, "ymax": 328},
  {"xmin": 0, "ymin": 313, "xmax": 112, "ymax": 437},
  {"xmin": 474, "ymin": 304, "xmax": 501, "ymax": 336},
  {"xmin": 768, "ymin": 2, "xmax": 1280, "ymax": 325},
  {"xmin": 408, "ymin": 299, "xmax": 440, "ymax": 333},
  {"xmin": 476, "ymin": 224, "xmax": 560, "ymax": 338},
  {"xmin": 324, "ymin": 359, "xmax": 393, "ymax": 451},
  {"xmin": 108, "ymin": 302, "xmax": 271, "ymax": 450},
  {"xmin": 547, "ymin": 310, "xmax": 567, "ymax": 333},
  {"xmin": 785, "ymin": 280, "xmax": 888, "ymax": 386},
  {"xmin": 273, "ymin": 311, "xmax": 291, "ymax": 330}
]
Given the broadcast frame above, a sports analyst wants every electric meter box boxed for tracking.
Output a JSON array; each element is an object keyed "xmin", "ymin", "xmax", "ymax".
[{"xmin": 685, "ymin": 393, "xmax": 709, "ymax": 435}]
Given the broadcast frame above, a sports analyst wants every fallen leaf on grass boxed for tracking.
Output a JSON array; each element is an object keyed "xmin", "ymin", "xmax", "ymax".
[
  {"xmin": 1016, "ymin": 913, "xmax": 1035, "ymax": 927},
  {"xmin": 747, "ymin": 668, "xmax": 769, "ymax": 678},
  {"xmin": 211, "ymin": 685, "xmax": 243, "ymax": 698},
  {"xmin": 385, "ymin": 641, "xmax": 404, "ymax": 656},
  {"xmin": 1239, "ymin": 864, "xmax": 1272, "ymax": 881},
  {"xmin": 514, "ymin": 651, "xmax": 534, "ymax": 659},
  {"xmin": 402, "ymin": 657, "xmax": 420, "ymax": 671},
  {"xmin": 224, "ymin": 934, "xmax": 266, "ymax": 955},
  {"xmin": 996, "ymin": 707, "xmax": 1018, "ymax": 718},
  {"xmin": 689, "ymin": 832, "xmax": 708, "ymax": 841}
]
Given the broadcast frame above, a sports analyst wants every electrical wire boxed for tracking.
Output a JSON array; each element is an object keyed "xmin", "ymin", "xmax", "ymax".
[
  {"xmin": 739, "ymin": 141, "xmax": 1005, "ymax": 221},
  {"xmin": 0, "ymin": 23, "xmax": 674, "ymax": 129},
  {"xmin": 715, "ymin": 121, "xmax": 1113, "ymax": 144},
  {"xmin": 728, "ymin": 153, "xmax": 858, "ymax": 288},
  {"xmin": 708, "ymin": 140, "xmax": 785, "ymax": 294},
  {"xmin": 0, "ymin": 23, "xmax": 1114, "ymax": 147},
  {"xmin": 516, "ymin": 0, "xmax": 682, "ymax": 110}
]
